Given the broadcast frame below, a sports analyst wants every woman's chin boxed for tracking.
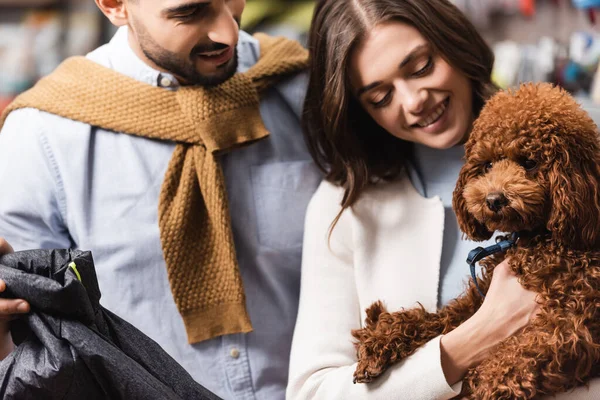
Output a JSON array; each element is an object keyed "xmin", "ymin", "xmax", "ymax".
[{"xmin": 421, "ymin": 131, "xmax": 464, "ymax": 149}]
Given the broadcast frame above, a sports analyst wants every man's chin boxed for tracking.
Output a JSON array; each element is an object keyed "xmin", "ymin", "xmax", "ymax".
[
  {"xmin": 191, "ymin": 56, "xmax": 238, "ymax": 87},
  {"xmin": 181, "ymin": 68, "xmax": 236, "ymax": 87},
  {"xmin": 207, "ymin": 68, "xmax": 237, "ymax": 86}
]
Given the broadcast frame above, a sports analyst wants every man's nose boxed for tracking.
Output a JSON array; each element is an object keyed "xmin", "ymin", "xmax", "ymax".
[{"xmin": 207, "ymin": 2, "xmax": 239, "ymax": 48}]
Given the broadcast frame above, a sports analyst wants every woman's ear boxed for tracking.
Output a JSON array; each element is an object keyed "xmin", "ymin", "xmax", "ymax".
[{"xmin": 452, "ymin": 164, "xmax": 493, "ymax": 241}]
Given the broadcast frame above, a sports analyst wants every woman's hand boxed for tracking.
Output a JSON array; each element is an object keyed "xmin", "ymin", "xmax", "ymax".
[
  {"xmin": 440, "ymin": 258, "xmax": 540, "ymax": 385},
  {"xmin": 0, "ymin": 238, "xmax": 30, "ymax": 360}
]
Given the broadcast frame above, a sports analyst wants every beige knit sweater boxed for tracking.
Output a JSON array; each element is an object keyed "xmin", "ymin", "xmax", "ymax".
[{"xmin": 0, "ymin": 33, "xmax": 308, "ymax": 343}]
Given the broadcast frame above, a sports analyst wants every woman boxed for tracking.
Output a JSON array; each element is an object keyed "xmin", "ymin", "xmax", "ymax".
[{"xmin": 287, "ymin": 0, "xmax": 599, "ymax": 398}]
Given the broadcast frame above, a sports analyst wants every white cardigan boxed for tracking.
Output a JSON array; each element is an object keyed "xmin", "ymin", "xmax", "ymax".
[{"xmin": 286, "ymin": 175, "xmax": 600, "ymax": 400}]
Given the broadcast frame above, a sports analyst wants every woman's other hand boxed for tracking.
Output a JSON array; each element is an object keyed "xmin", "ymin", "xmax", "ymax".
[{"xmin": 440, "ymin": 258, "xmax": 539, "ymax": 384}]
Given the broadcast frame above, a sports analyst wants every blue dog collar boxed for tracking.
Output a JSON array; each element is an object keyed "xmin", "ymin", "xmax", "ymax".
[{"xmin": 466, "ymin": 232, "xmax": 519, "ymax": 298}]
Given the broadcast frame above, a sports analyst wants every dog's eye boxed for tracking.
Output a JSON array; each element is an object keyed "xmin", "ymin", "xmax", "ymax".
[
  {"xmin": 483, "ymin": 162, "xmax": 493, "ymax": 172},
  {"xmin": 520, "ymin": 159, "xmax": 537, "ymax": 171}
]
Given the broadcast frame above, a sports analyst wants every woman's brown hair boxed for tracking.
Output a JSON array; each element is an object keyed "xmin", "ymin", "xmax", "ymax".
[{"xmin": 304, "ymin": 0, "xmax": 496, "ymax": 223}]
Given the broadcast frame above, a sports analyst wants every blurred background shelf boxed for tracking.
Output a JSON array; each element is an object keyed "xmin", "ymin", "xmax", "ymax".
[
  {"xmin": 0, "ymin": 0, "xmax": 61, "ymax": 6},
  {"xmin": 1, "ymin": 0, "xmax": 600, "ymax": 113}
]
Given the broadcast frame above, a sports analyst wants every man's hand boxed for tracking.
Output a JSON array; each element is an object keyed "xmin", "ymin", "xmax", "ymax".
[{"xmin": 0, "ymin": 238, "xmax": 29, "ymax": 359}]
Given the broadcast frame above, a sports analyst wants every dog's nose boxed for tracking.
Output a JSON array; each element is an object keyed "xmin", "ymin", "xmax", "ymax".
[{"xmin": 486, "ymin": 192, "xmax": 508, "ymax": 212}]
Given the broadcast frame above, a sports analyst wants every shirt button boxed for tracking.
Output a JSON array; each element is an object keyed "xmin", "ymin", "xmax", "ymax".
[
  {"xmin": 229, "ymin": 348, "xmax": 240, "ymax": 359},
  {"xmin": 160, "ymin": 76, "xmax": 173, "ymax": 87}
]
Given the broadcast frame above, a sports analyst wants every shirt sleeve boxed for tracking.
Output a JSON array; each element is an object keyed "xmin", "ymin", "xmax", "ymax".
[
  {"xmin": 287, "ymin": 181, "xmax": 462, "ymax": 400},
  {"xmin": 0, "ymin": 108, "xmax": 72, "ymax": 251}
]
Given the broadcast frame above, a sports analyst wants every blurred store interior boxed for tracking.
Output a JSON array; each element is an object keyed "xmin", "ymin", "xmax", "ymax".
[{"xmin": 1, "ymin": 0, "xmax": 600, "ymax": 112}]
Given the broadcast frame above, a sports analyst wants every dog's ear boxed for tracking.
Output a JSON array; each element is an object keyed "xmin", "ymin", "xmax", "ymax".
[
  {"xmin": 547, "ymin": 136, "xmax": 600, "ymax": 250},
  {"xmin": 452, "ymin": 164, "xmax": 493, "ymax": 241}
]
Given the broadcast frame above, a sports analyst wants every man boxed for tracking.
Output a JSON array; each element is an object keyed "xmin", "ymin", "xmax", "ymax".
[{"xmin": 0, "ymin": 1, "xmax": 320, "ymax": 399}]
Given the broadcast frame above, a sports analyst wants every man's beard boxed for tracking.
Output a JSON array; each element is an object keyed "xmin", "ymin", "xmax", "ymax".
[
  {"xmin": 133, "ymin": 19, "xmax": 238, "ymax": 87},
  {"xmin": 141, "ymin": 43, "xmax": 239, "ymax": 87}
]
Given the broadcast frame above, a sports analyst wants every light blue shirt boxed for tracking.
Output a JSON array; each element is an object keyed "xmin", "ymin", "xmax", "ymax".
[
  {"xmin": 0, "ymin": 27, "xmax": 321, "ymax": 400},
  {"xmin": 411, "ymin": 143, "xmax": 497, "ymax": 307}
]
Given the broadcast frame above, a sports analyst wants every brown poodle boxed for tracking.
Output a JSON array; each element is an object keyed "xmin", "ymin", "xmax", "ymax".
[{"xmin": 352, "ymin": 83, "xmax": 600, "ymax": 399}]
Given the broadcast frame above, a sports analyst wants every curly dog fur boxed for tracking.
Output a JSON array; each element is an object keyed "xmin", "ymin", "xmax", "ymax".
[{"xmin": 352, "ymin": 83, "xmax": 600, "ymax": 399}]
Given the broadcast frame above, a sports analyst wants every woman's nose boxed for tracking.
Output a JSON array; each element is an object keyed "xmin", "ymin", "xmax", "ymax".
[{"xmin": 398, "ymin": 84, "xmax": 427, "ymax": 115}]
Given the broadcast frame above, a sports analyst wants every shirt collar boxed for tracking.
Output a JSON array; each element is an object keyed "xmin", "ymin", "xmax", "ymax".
[{"xmin": 106, "ymin": 26, "xmax": 164, "ymax": 87}]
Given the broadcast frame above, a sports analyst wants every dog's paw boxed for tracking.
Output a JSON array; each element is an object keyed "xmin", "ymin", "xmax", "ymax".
[
  {"xmin": 353, "ymin": 359, "xmax": 385, "ymax": 384},
  {"xmin": 352, "ymin": 334, "xmax": 390, "ymax": 384}
]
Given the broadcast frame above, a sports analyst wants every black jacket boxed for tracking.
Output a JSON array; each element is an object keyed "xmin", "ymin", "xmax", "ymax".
[{"xmin": 0, "ymin": 249, "xmax": 221, "ymax": 400}]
